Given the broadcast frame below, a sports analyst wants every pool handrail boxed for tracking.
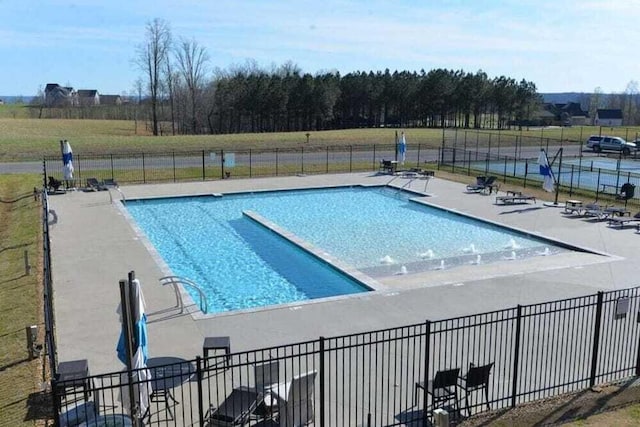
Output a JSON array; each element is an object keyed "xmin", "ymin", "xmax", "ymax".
[{"xmin": 159, "ymin": 275, "xmax": 208, "ymax": 314}]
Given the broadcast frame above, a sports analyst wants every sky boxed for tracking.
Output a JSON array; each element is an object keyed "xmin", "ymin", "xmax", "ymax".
[{"xmin": 1, "ymin": 0, "xmax": 639, "ymax": 96}]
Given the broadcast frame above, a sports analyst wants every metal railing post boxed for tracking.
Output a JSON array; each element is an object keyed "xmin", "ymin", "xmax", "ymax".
[
  {"xmin": 422, "ymin": 320, "xmax": 431, "ymax": 427},
  {"xmin": 142, "ymin": 153, "xmax": 146, "ymax": 184},
  {"xmin": 196, "ymin": 355, "xmax": 205, "ymax": 427},
  {"xmin": 319, "ymin": 336, "xmax": 326, "ymax": 427},
  {"xmin": 590, "ymin": 292, "xmax": 604, "ymax": 387},
  {"xmin": 349, "ymin": 145, "xmax": 353, "ymax": 172},
  {"xmin": 511, "ymin": 305, "xmax": 522, "ymax": 408},
  {"xmin": 275, "ymin": 148, "xmax": 279, "ymax": 176}
]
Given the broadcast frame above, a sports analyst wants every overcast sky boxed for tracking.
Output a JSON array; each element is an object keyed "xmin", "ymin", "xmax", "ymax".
[{"xmin": 2, "ymin": 0, "xmax": 639, "ymax": 96}]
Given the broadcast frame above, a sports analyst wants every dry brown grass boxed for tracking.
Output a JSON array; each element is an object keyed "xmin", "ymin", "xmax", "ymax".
[{"xmin": 0, "ymin": 175, "xmax": 49, "ymax": 426}]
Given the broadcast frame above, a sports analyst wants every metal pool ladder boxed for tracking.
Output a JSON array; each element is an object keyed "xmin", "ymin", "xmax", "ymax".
[
  {"xmin": 386, "ymin": 172, "xmax": 432, "ymax": 194},
  {"xmin": 159, "ymin": 276, "xmax": 209, "ymax": 314}
]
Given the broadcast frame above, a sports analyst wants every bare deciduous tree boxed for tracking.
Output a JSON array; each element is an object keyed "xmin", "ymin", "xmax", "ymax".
[
  {"xmin": 175, "ymin": 38, "xmax": 209, "ymax": 134},
  {"xmin": 135, "ymin": 18, "xmax": 172, "ymax": 136}
]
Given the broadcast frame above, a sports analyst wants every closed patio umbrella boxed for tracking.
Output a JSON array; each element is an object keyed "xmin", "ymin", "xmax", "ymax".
[
  {"xmin": 398, "ymin": 132, "xmax": 407, "ymax": 165},
  {"xmin": 117, "ymin": 277, "xmax": 152, "ymax": 420},
  {"xmin": 61, "ymin": 140, "xmax": 74, "ymax": 180}
]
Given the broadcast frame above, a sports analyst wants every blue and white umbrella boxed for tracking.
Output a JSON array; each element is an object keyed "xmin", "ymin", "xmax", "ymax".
[
  {"xmin": 398, "ymin": 132, "xmax": 407, "ymax": 165},
  {"xmin": 61, "ymin": 140, "xmax": 74, "ymax": 180},
  {"xmin": 117, "ymin": 279, "xmax": 151, "ymax": 418}
]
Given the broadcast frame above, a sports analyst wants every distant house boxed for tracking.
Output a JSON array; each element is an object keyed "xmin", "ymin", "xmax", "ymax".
[
  {"xmin": 542, "ymin": 102, "xmax": 589, "ymax": 126},
  {"xmin": 0, "ymin": 99, "xmax": 4, "ymax": 105},
  {"xmin": 44, "ymin": 83, "xmax": 77, "ymax": 107},
  {"xmin": 77, "ymin": 89, "xmax": 100, "ymax": 106},
  {"xmin": 100, "ymin": 95, "xmax": 122, "ymax": 106},
  {"xmin": 594, "ymin": 109, "xmax": 623, "ymax": 126}
]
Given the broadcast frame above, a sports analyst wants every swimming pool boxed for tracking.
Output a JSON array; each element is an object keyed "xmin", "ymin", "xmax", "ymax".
[{"xmin": 125, "ymin": 186, "xmax": 565, "ymax": 314}]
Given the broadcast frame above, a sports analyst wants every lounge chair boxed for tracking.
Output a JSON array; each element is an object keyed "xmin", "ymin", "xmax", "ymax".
[
  {"xmin": 585, "ymin": 205, "xmax": 629, "ymax": 220},
  {"xmin": 206, "ymin": 387, "xmax": 263, "ymax": 426},
  {"xmin": 86, "ymin": 178, "xmax": 108, "ymax": 191},
  {"xmin": 466, "ymin": 176, "xmax": 497, "ymax": 194},
  {"xmin": 48, "ymin": 176, "xmax": 63, "ymax": 193},
  {"xmin": 608, "ymin": 211, "xmax": 640, "ymax": 228},
  {"xmin": 379, "ymin": 159, "xmax": 397, "ymax": 174},
  {"xmin": 103, "ymin": 178, "xmax": 119, "ymax": 187},
  {"xmin": 269, "ymin": 370, "xmax": 317, "ymax": 427},
  {"xmin": 582, "ymin": 203, "xmax": 609, "ymax": 219},
  {"xmin": 205, "ymin": 362, "xmax": 280, "ymax": 426},
  {"xmin": 495, "ymin": 194, "xmax": 536, "ymax": 205}
]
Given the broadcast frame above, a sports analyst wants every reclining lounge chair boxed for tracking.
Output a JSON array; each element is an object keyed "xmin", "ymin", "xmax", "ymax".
[
  {"xmin": 466, "ymin": 176, "xmax": 497, "ymax": 194},
  {"xmin": 86, "ymin": 178, "xmax": 108, "ymax": 191},
  {"xmin": 608, "ymin": 211, "xmax": 640, "ymax": 228}
]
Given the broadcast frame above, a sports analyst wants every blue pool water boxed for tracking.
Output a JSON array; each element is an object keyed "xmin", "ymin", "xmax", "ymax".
[{"xmin": 125, "ymin": 187, "xmax": 562, "ymax": 313}]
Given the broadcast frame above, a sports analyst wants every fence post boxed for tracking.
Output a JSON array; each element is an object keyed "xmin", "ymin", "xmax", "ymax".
[
  {"xmin": 142, "ymin": 153, "xmax": 146, "ymax": 184},
  {"xmin": 422, "ymin": 320, "xmax": 431, "ymax": 427},
  {"xmin": 202, "ymin": 150, "xmax": 206, "ymax": 181},
  {"xmin": 275, "ymin": 148, "xmax": 279, "ymax": 176},
  {"xmin": 349, "ymin": 145, "xmax": 353, "ymax": 172},
  {"xmin": 511, "ymin": 305, "xmax": 522, "ymax": 408},
  {"xmin": 196, "ymin": 355, "xmax": 205, "ymax": 427},
  {"xmin": 590, "ymin": 291, "xmax": 604, "ymax": 387},
  {"xmin": 301, "ymin": 146, "xmax": 304, "ymax": 174},
  {"xmin": 51, "ymin": 377, "xmax": 61, "ymax": 427},
  {"xmin": 220, "ymin": 150, "xmax": 225, "ymax": 180},
  {"xmin": 172, "ymin": 151, "xmax": 176, "ymax": 182},
  {"xmin": 110, "ymin": 154, "xmax": 114, "ymax": 180},
  {"xmin": 319, "ymin": 336, "xmax": 326, "ymax": 427},
  {"xmin": 249, "ymin": 149, "xmax": 252, "ymax": 178},
  {"xmin": 326, "ymin": 146, "xmax": 329, "ymax": 174},
  {"xmin": 372, "ymin": 144, "xmax": 376, "ymax": 170}
]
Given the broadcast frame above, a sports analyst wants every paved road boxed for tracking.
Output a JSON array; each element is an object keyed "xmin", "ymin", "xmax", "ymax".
[{"xmin": 0, "ymin": 145, "xmax": 591, "ymax": 176}]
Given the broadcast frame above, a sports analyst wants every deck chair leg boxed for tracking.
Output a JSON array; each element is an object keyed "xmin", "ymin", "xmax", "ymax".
[{"xmin": 484, "ymin": 385, "xmax": 490, "ymax": 411}]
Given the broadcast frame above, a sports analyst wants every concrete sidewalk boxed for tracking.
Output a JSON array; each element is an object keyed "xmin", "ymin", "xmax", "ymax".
[{"xmin": 48, "ymin": 173, "xmax": 639, "ymax": 375}]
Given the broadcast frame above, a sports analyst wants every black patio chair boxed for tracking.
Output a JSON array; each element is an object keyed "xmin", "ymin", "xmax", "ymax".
[
  {"xmin": 48, "ymin": 176, "xmax": 63, "ymax": 192},
  {"xmin": 616, "ymin": 183, "xmax": 635, "ymax": 207},
  {"xmin": 458, "ymin": 362, "xmax": 494, "ymax": 416},
  {"xmin": 415, "ymin": 367, "xmax": 460, "ymax": 416}
]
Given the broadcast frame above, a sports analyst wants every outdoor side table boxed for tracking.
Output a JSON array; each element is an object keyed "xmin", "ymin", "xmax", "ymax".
[
  {"xmin": 203, "ymin": 336, "xmax": 231, "ymax": 368},
  {"xmin": 565, "ymin": 200, "xmax": 583, "ymax": 215},
  {"xmin": 56, "ymin": 359, "xmax": 92, "ymax": 404}
]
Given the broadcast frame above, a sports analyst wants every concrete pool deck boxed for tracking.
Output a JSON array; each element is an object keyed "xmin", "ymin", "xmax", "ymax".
[{"xmin": 49, "ymin": 173, "xmax": 640, "ymax": 375}]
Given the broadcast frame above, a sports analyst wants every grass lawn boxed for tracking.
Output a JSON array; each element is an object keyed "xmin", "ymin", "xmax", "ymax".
[
  {"xmin": 1, "ymin": 117, "xmax": 639, "ymax": 162},
  {"xmin": 0, "ymin": 174, "xmax": 48, "ymax": 426}
]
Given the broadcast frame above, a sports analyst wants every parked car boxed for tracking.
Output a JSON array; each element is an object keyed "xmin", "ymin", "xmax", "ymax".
[{"xmin": 586, "ymin": 135, "xmax": 636, "ymax": 155}]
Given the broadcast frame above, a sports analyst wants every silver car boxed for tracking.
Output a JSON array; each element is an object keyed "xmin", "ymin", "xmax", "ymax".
[{"xmin": 586, "ymin": 135, "xmax": 636, "ymax": 155}]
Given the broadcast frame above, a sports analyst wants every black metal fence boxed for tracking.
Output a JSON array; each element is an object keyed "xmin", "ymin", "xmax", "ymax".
[
  {"xmin": 43, "ymin": 144, "xmax": 442, "ymax": 188},
  {"xmin": 440, "ymin": 147, "xmax": 640, "ymax": 206},
  {"xmin": 53, "ymin": 287, "xmax": 640, "ymax": 426},
  {"xmin": 42, "ymin": 191, "xmax": 58, "ymax": 375},
  {"xmin": 44, "ymin": 135, "xmax": 640, "ymax": 425}
]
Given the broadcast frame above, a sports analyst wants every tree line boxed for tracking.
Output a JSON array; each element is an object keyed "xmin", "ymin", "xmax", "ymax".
[
  {"xmin": 29, "ymin": 18, "xmax": 640, "ymax": 133},
  {"xmin": 129, "ymin": 18, "xmax": 541, "ymax": 136}
]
